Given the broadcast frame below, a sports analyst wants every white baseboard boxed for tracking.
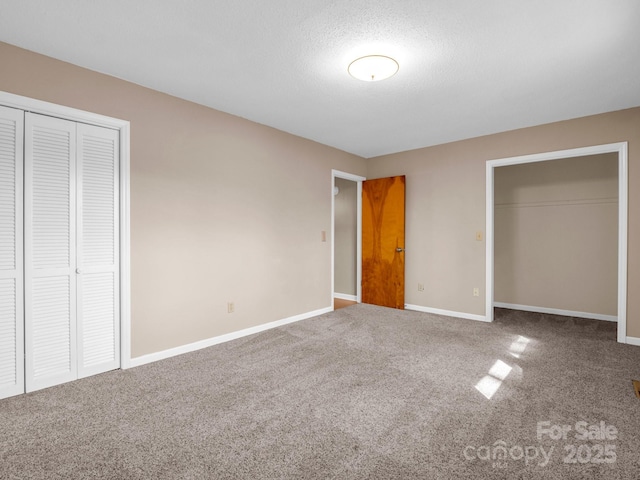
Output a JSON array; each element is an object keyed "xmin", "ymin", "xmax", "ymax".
[
  {"xmin": 333, "ymin": 292, "xmax": 357, "ymax": 301},
  {"xmin": 128, "ymin": 306, "xmax": 333, "ymax": 368},
  {"xmin": 494, "ymin": 302, "xmax": 617, "ymax": 322},
  {"xmin": 405, "ymin": 304, "xmax": 488, "ymax": 322},
  {"xmin": 625, "ymin": 336, "xmax": 640, "ymax": 346}
]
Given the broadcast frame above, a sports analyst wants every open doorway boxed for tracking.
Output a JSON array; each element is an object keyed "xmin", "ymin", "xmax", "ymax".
[
  {"xmin": 331, "ymin": 170, "xmax": 365, "ymax": 310},
  {"xmin": 494, "ymin": 154, "xmax": 618, "ymax": 321},
  {"xmin": 486, "ymin": 143, "xmax": 628, "ymax": 343}
]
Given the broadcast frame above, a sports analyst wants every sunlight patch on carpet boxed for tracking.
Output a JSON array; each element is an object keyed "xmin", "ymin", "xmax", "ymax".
[
  {"xmin": 476, "ymin": 360, "xmax": 513, "ymax": 399},
  {"xmin": 508, "ymin": 335, "xmax": 531, "ymax": 359}
]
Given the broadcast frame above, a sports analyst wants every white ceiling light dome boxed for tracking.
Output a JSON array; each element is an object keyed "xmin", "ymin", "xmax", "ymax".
[{"xmin": 348, "ymin": 55, "xmax": 399, "ymax": 82}]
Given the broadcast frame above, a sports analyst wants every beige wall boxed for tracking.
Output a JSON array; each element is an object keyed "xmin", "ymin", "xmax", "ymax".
[
  {"xmin": 0, "ymin": 42, "xmax": 367, "ymax": 357},
  {"xmin": 334, "ymin": 178, "xmax": 357, "ymax": 296},
  {"xmin": 367, "ymin": 107, "xmax": 640, "ymax": 337},
  {"xmin": 494, "ymin": 154, "xmax": 618, "ymax": 315},
  {"xmin": 3, "ymin": 40, "xmax": 640, "ymax": 354}
]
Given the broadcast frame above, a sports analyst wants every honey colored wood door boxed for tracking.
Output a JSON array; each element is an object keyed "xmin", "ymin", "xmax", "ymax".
[{"xmin": 362, "ymin": 176, "xmax": 405, "ymax": 309}]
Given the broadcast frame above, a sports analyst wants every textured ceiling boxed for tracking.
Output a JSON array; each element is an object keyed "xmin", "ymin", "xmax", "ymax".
[{"xmin": 1, "ymin": 0, "xmax": 639, "ymax": 158}]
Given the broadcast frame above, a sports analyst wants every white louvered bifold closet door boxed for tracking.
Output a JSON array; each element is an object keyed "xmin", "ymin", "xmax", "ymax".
[
  {"xmin": 25, "ymin": 113, "xmax": 78, "ymax": 392},
  {"xmin": 0, "ymin": 106, "xmax": 24, "ymax": 400},
  {"xmin": 77, "ymin": 123, "xmax": 120, "ymax": 378},
  {"xmin": 24, "ymin": 114, "xmax": 120, "ymax": 393}
]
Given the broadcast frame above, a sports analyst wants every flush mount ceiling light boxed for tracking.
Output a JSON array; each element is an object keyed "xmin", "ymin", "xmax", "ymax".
[{"xmin": 348, "ymin": 55, "xmax": 399, "ymax": 82}]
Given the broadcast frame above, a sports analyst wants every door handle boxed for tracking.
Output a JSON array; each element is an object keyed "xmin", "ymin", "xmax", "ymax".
[
  {"xmin": 396, "ymin": 247, "xmax": 404, "ymax": 253},
  {"xmin": 76, "ymin": 268, "xmax": 82, "ymax": 274}
]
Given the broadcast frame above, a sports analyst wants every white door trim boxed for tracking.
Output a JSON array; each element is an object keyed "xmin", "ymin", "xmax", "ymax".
[
  {"xmin": 331, "ymin": 170, "xmax": 366, "ymax": 307},
  {"xmin": 485, "ymin": 142, "xmax": 628, "ymax": 343},
  {"xmin": 0, "ymin": 90, "xmax": 132, "ymax": 368}
]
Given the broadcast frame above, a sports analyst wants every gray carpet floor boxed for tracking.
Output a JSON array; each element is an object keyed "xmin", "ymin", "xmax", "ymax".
[{"xmin": 1, "ymin": 305, "xmax": 639, "ymax": 479}]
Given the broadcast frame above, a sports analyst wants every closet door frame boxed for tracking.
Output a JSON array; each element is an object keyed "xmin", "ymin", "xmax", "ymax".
[{"xmin": 0, "ymin": 91, "xmax": 132, "ymax": 370}]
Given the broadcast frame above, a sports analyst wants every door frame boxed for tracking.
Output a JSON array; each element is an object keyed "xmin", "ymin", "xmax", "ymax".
[
  {"xmin": 331, "ymin": 170, "xmax": 366, "ymax": 307},
  {"xmin": 0, "ymin": 90, "xmax": 133, "ymax": 367},
  {"xmin": 485, "ymin": 142, "xmax": 628, "ymax": 343}
]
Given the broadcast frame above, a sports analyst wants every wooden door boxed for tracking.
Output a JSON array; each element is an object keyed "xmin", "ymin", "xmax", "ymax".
[{"xmin": 362, "ymin": 176, "xmax": 405, "ymax": 309}]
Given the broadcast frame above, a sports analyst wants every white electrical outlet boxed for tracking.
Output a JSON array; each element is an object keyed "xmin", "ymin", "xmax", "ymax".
[
  {"xmin": 227, "ymin": 302, "xmax": 234, "ymax": 313},
  {"xmin": 418, "ymin": 283, "xmax": 424, "ymax": 291},
  {"xmin": 473, "ymin": 288, "xmax": 480, "ymax": 297}
]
